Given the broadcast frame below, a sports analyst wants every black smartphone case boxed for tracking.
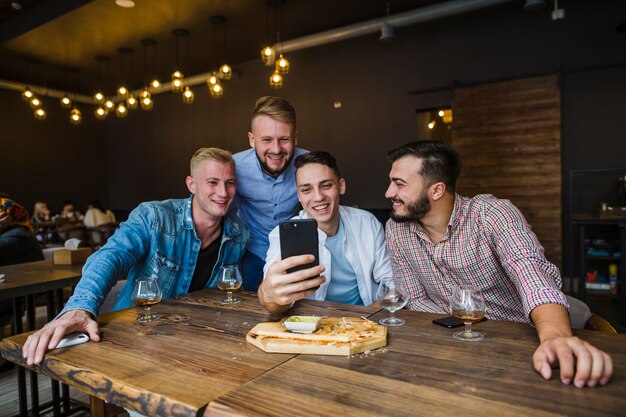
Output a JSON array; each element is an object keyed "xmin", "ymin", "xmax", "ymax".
[
  {"xmin": 279, "ymin": 219, "xmax": 319, "ymax": 274},
  {"xmin": 432, "ymin": 316, "xmax": 465, "ymax": 328}
]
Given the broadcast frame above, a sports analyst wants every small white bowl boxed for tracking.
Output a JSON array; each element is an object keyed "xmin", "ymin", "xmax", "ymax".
[{"xmin": 283, "ymin": 316, "xmax": 322, "ymax": 334}]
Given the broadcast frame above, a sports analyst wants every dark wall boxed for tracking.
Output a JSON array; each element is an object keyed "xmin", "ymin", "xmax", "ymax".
[{"xmin": 0, "ymin": 89, "xmax": 108, "ymax": 215}]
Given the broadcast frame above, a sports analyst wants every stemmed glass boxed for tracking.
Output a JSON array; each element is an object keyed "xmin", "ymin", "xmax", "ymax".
[
  {"xmin": 450, "ymin": 285, "xmax": 486, "ymax": 341},
  {"xmin": 376, "ymin": 276, "xmax": 408, "ymax": 326},
  {"xmin": 131, "ymin": 277, "xmax": 162, "ymax": 323},
  {"xmin": 217, "ymin": 265, "xmax": 243, "ymax": 304}
]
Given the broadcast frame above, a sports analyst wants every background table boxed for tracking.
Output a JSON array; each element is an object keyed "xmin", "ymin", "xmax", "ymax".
[
  {"xmin": 0, "ymin": 259, "xmax": 84, "ymax": 416},
  {"xmin": 2, "ymin": 289, "xmax": 626, "ymax": 417}
]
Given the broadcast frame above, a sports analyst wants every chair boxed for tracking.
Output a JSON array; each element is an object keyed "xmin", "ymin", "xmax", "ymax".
[
  {"xmin": 585, "ymin": 313, "xmax": 617, "ymax": 334},
  {"xmin": 56, "ymin": 223, "xmax": 89, "ymax": 245},
  {"xmin": 87, "ymin": 222, "xmax": 119, "ymax": 250}
]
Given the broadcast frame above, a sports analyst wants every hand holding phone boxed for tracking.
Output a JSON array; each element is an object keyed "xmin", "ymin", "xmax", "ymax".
[
  {"xmin": 55, "ymin": 332, "xmax": 89, "ymax": 349},
  {"xmin": 279, "ymin": 219, "xmax": 319, "ymax": 273}
]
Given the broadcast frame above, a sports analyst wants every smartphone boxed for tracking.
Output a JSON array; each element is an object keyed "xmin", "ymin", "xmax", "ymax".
[
  {"xmin": 279, "ymin": 219, "xmax": 319, "ymax": 275},
  {"xmin": 432, "ymin": 316, "xmax": 465, "ymax": 328}
]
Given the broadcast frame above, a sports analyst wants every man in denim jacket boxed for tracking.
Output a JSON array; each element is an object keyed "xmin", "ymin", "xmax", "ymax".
[{"xmin": 23, "ymin": 148, "xmax": 248, "ymax": 365}]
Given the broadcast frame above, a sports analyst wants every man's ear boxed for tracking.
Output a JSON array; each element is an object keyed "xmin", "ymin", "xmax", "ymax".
[
  {"xmin": 247, "ymin": 132, "xmax": 255, "ymax": 148},
  {"xmin": 430, "ymin": 182, "xmax": 447, "ymax": 201},
  {"xmin": 339, "ymin": 178, "xmax": 346, "ymax": 195},
  {"xmin": 186, "ymin": 176, "xmax": 195, "ymax": 194}
]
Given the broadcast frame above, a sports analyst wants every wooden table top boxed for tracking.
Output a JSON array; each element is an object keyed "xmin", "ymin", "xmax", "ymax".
[
  {"xmin": 0, "ymin": 259, "xmax": 84, "ymax": 300},
  {"xmin": 1, "ymin": 289, "xmax": 625, "ymax": 417}
]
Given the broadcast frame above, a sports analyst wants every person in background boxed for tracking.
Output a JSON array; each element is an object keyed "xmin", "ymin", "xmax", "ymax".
[
  {"xmin": 384, "ymin": 140, "xmax": 612, "ymax": 388},
  {"xmin": 59, "ymin": 200, "xmax": 83, "ymax": 223},
  {"xmin": 258, "ymin": 151, "xmax": 391, "ymax": 314},
  {"xmin": 31, "ymin": 201, "xmax": 51, "ymax": 223},
  {"xmin": 83, "ymin": 199, "xmax": 116, "ymax": 228},
  {"xmin": 232, "ymin": 96, "xmax": 308, "ymax": 290},
  {"xmin": 0, "ymin": 193, "xmax": 44, "ymax": 266},
  {"xmin": 22, "ymin": 148, "xmax": 249, "ymax": 374}
]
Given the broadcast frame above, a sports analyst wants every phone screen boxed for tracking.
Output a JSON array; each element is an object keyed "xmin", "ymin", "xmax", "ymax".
[{"xmin": 279, "ymin": 219, "xmax": 319, "ymax": 274}]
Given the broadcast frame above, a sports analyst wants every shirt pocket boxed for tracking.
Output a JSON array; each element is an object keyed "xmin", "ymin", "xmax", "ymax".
[{"xmin": 145, "ymin": 250, "xmax": 181, "ymax": 295}]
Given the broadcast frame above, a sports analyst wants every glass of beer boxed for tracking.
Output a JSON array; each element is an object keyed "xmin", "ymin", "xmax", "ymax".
[
  {"xmin": 450, "ymin": 285, "xmax": 486, "ymax": 341},
  {"xmin": 131, "ymin": 278, "xmax": 163, "ymax": 322}
]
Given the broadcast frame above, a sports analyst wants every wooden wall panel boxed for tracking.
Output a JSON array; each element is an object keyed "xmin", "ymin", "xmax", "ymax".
[{"xmin": 453, "ymin": 75, "xmax": 561, "ymax": 268}]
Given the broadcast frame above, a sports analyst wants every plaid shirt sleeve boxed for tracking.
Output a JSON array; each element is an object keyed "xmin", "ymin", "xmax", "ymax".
[
  {"xmin": 385, "ymin": 221, "xmax": 445, "ymax": 313},
  {"xmin": 482, "ymin": 198, "xmax": 569, "ymax": 319}
]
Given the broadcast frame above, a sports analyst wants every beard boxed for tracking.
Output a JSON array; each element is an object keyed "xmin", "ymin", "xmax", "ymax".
[
  {"xmin": 390, "ymin": 189, "xmax": 431, "ymax": 222},
  {"xmin": 257, "ymin": 151, "xmax": 294, "ymax": 177}
]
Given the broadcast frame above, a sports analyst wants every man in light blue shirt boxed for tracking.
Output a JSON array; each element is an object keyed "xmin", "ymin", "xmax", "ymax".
[
  {"xmin": 233, "ymin": 96, "xmax": 307, "ymax": 290},
  {"xmin": 259, "ymin": 151, "xmax": 392, "ymax": 315}
]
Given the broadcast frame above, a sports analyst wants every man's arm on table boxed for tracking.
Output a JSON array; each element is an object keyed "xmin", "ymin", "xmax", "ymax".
[{"xmin": 531, "ymin": 303, "xmax": 612, "ymax": 388}]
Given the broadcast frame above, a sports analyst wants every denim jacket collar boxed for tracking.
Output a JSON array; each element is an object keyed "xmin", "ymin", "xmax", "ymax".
[{"xmin": 186, "ymin": 194, "xmax": 242, "ymax": 240}]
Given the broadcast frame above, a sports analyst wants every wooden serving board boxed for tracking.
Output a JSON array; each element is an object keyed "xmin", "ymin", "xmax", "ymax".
[{"xmin": 246, "ymin": 317, "xmax": 387, "ymax": 356}]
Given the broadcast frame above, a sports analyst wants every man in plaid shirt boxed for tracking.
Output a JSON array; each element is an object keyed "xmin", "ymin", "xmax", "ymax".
[{"xmin": 385, "ymin": 140, "xmax": 612, "ymax": 388}]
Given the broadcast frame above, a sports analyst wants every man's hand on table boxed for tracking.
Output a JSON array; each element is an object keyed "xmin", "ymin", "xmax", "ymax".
[
  {"xmin": 531, "ymin": 303, "xmax": 613, "ymax": 388},
  {"xmin": 258, "ymin": 254, "xmax": 326, "ymax": 314},
  {"xmin": 23, "ymin": 310, "xmax": 100, "ymax": 365}
]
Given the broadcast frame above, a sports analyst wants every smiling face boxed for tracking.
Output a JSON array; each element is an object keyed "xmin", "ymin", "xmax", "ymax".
[
  {"xmin": 186, "ymin": 160, "xmax": 236, "ymax": 223},
  {"xmin": 296, "ymin": 162, "xmax": 345, "ymax": 236},
  {"xmin": 385, "ymin": 155, "xmax": 432, "ymax": 222},
  {"xmin": 248, "ymin": 115, "xmax": 297, "ymax": 177}
]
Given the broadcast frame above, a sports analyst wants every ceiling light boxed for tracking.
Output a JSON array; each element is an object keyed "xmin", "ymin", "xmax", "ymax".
[
  {"xmin": 207, "ymin": 72, "xmax": 219, "ymax": 86},
  {"xmin": 219, "ymin": 64, "xmax": 232, "ymax": 80},
  {"xmin": 261, "ymin": 46, "xmax": 275, "ymax": 64},
  {"xmin": 70, "ymin": 108, "xmax": 81, "ymax": 125},
  {"xmin": 150, "ymin": 79, "xmax": 161, "ymax": 89},
  {"xmin": 210, "ymin": 83, "xmax": 223, "ymax": 98},
  {"xmin": 141, "ymin": 95, "xmax": 153, "ymax": 110},
  {"xmin": 117, "ymin": 85, "xmax": 128, "ymax": 98},
  {"xmin": 428, "ymin": 121, "xmax": 435, "ymax": 129},
  {"xmin": 380, "ymin": 23, "xmax": 395, "ymax": 42},
  {"xmin": 116, "ymin": 102, "xmax": 128, "ymax": 118},
  {"xmin": 115, "ymin": 0, "xmax": 135, "ymax": 8},
  {"xmin": 29, "ymin": 97, "xmax": 42, "ymax": 109},
  {"xmin": 94, "ymin": 106, "xmax": 107, "ymax": 120},
  {"xmin": 60, "ymin": 95, "xmax": 72, "ymax": 109},
  {"xmin": 127, "ymin": 94, "xmax": 138, "ymax": 110},
  {"xmin": 269, "ymin": 71, "xmax": 283, "ymax": 89},
  {"xmin": 182, "ymin": 87, "xmax": 195, "ymax": 104},
  {"xmin": 171, "ymin": 71, "xmax": 184, "ymax": 93},
  {"xmin": 105, "ymin": 99, "xmax": 115, "ymax": 111},
  {"xmin": 34, "ymin": 108, "xmax": 46, "ymax": 121},
  {"xmin": 275, "ymin": 54, "xmax": 289, "ymax": 74},
  {"xmin": 21, "ymin": 87, "xmax": 33, "ymax": 101},
  {"xmin": 94, "ymin": 92, "xmax": 104, "ymax": 102}
]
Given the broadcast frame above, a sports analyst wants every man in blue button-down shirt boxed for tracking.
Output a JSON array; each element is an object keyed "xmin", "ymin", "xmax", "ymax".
[{"xmin": 233, "ymin": 97, "xmax": 308, "ymax": 290}]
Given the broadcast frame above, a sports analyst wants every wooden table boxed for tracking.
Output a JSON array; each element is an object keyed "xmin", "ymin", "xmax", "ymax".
[
  {"xmin": 0, "ymin": 259, "xmax": 84, "ymax": 416},
  {"xmin": 2, "ymin": 289, "xmax": 626, "ymax": 417}
]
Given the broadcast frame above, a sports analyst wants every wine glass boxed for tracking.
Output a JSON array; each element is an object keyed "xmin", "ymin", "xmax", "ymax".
[
  {"xmin": 217, "ymin": 265, "xmax": 243, "ymax": 304},
  {"xmin": 131, "ymin": 278, "xmax": 162, "ymax": 323},
  {"xmin": 450, "ymin": 285, "xmax": 486, "ymax": 341},
  {"xmin": 376, "ymin": 276, "xmax": 408, "ymax": 326}
]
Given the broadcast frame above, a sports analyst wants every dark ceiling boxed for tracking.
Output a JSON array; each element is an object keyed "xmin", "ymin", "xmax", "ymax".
[{"xmin": 0, "ymin": 0, "xmax": 474, "ymax": 94}]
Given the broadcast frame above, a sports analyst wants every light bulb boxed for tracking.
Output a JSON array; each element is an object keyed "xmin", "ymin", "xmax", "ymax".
[
  {"xmin": 269, "ymin": 71, "xmax": 283, "ymax": 89},
  {"xmin": 140, "ymin": 88, "xmax": 151, "ymax": 99},
  {"xmin": 22, "ymin": 88, "xmax": 34, "ymax": 101},
  {"xmin": 261, "ymin": 46, "xmax": 274, "ymax": 64},
  {"xmin": 70, "ymin": 108, "xmax": 81, "ymax": 125},
  {"xmin": 34, "ymin": 108, "xmax": 46, "ymax": 120},
  {"xmin": 171, "ymin": 77, "xmax": 184, "ymax": 93},
  {"xmin": 219, "ymin": 64, "xmax": 232, "ymax": 80},
  {"xmin": 428, "ymin": 121, "xmax": 435, "ymax": 129},
  {"xmin": 127, "ymin": 94, "xmax": 138, "ymax": 110},
  {"xmin": 182, "ymin": 86, "xmax": 195, "ymax": 104},
  {"xmin": 438, "ymin": 110, "xmax": 444, "ymax": 117},
  {"xmin": 171, "ymin": 70, "xmax": 183, "ymax": 80},
  {"xmin": 150, "ymin": 79, "xmax": 160, "ymax": 89},
  {"xmin": 29, "ymin": 97, "xmax": 42, "ymax": 109},
  {"xmin": 207, "ymin": 73, "xmax": 218, "ymax": 86},
  {"xmin": 275, "ymin": 54, "xmax": 289, "ymax": 74},
  {"xmin": 115, "ymin": 102, "xmax": 128, "ymax": 118},
  {"xmin": 94, "ymin": 92, "xmax": 105, "ymax": 102},
  {"xmin": 105, "ymin": 99, "xmax": 115, "ymax": 110},
  {"xmin": 140, "ymin": 96, "xmax": 153, "ymax": 110},
  {"xmin": 210, "ymin": 82, "xmax": 223, "ymax": 98},
  {"xmin": 60, "ymin": 95, "xmax": 72, "ymax": 109},
  {"xmin": 117, "ymin": 85, "xmax": 129, "ymax": 98},
  {"xmin": 94, "ymin": 106, "xmax": 107, "ymax": 120}
]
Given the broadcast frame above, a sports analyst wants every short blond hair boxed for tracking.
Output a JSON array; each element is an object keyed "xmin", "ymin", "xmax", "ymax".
[
  {"xmin": 251, "ymin": 96, "xmax": 296, "ymax": 128},
  {"xmin": 190, "ymin": 147, "xmax": 234, "ymax": 176}
]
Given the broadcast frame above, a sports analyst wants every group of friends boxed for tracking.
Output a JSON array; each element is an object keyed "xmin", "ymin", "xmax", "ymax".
[{"xmin": 22, "ymin": 96, "xmax": 613, "ymax": 391}]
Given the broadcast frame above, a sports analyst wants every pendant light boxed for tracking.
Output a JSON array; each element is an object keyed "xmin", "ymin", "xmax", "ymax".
[
  {"xmin": 171, "ymin": 29, "xmax": 189, "ymax": 93},
  {"xmin": 140, "ymin": 87, "xmax": 153, "ymax": 110},
  {"xmin": 21, "ymin": 87, "xmax": 34, "ymax": 101},
  {"xmin": 34, "ymin": 108, "xmax": 46, "ymax": 121},
  {"xmin": 141, "ymin": 39, "xmax": 161, "ymax": 94},
  {"xmin": 60, "ymin": 95, "xmax": 72, "ymax": 109},
  {"xmin": 127, "ymin": 94, "xmax": 138, "ymax": 110},
  {"xmin": 70, "ymin": 107, "xmax": 81, "ymax": 125},
  {"xmin": 116, "ymin": 48, "xmax": 133, "ymax": 98},
  {"xmin": 29, "ymin": 96, "xmax": 42, "ymax": 109},
  {"xmin": 275, "ymin": 54, "xmax": 289, "ymax": 74},
  {"xmin": 210, "ymin": 15, "xmax": 233, "ymax": 81},
  {"xmin": 104, "ymin": 99, "xmax": 115, "ymax": 111},
  {"xmin": 269, "ymin": 71, "xmax": 283, "ymax": 89},
  {"xmin": 210, "ymin": 82, "xmax": 223, "ymax": 98},
  {"xmin": 94, "ymin": 106, "xmax": 107, "ymax": 120},
  {"xmin": 115, "ymin": 102, "xmax": 128, "ymax": 118},
  {"xmin": 182, "ymin": 86, "xmax": 195, "ymax": 104}
]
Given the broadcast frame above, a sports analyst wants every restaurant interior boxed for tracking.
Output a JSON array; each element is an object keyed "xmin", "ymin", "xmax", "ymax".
[{"xmin": 1, "ymin": 0, "xmax": 626, "ymax": 415}]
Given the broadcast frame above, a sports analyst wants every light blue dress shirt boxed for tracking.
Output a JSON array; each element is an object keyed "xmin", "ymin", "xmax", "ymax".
[
  {"xmin": 323, "ymin": 217, "xmax": 363, "ymax": 305},
  {"xmin": 232, "ymin": 147, "xmax": 308, "ymax": 259}
]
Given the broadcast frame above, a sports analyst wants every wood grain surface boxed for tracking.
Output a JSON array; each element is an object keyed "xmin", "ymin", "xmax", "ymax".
[
  {"xmin": 207, "ymin": 308, "xmax": 626, "ymax": 417},
  {"xmin": 0, "ymin": 259, "xmax": 83, "ymax": 300},
  {"xmin": 3, "ymin": 290, "xmax": 625, "ymax": 417}
]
